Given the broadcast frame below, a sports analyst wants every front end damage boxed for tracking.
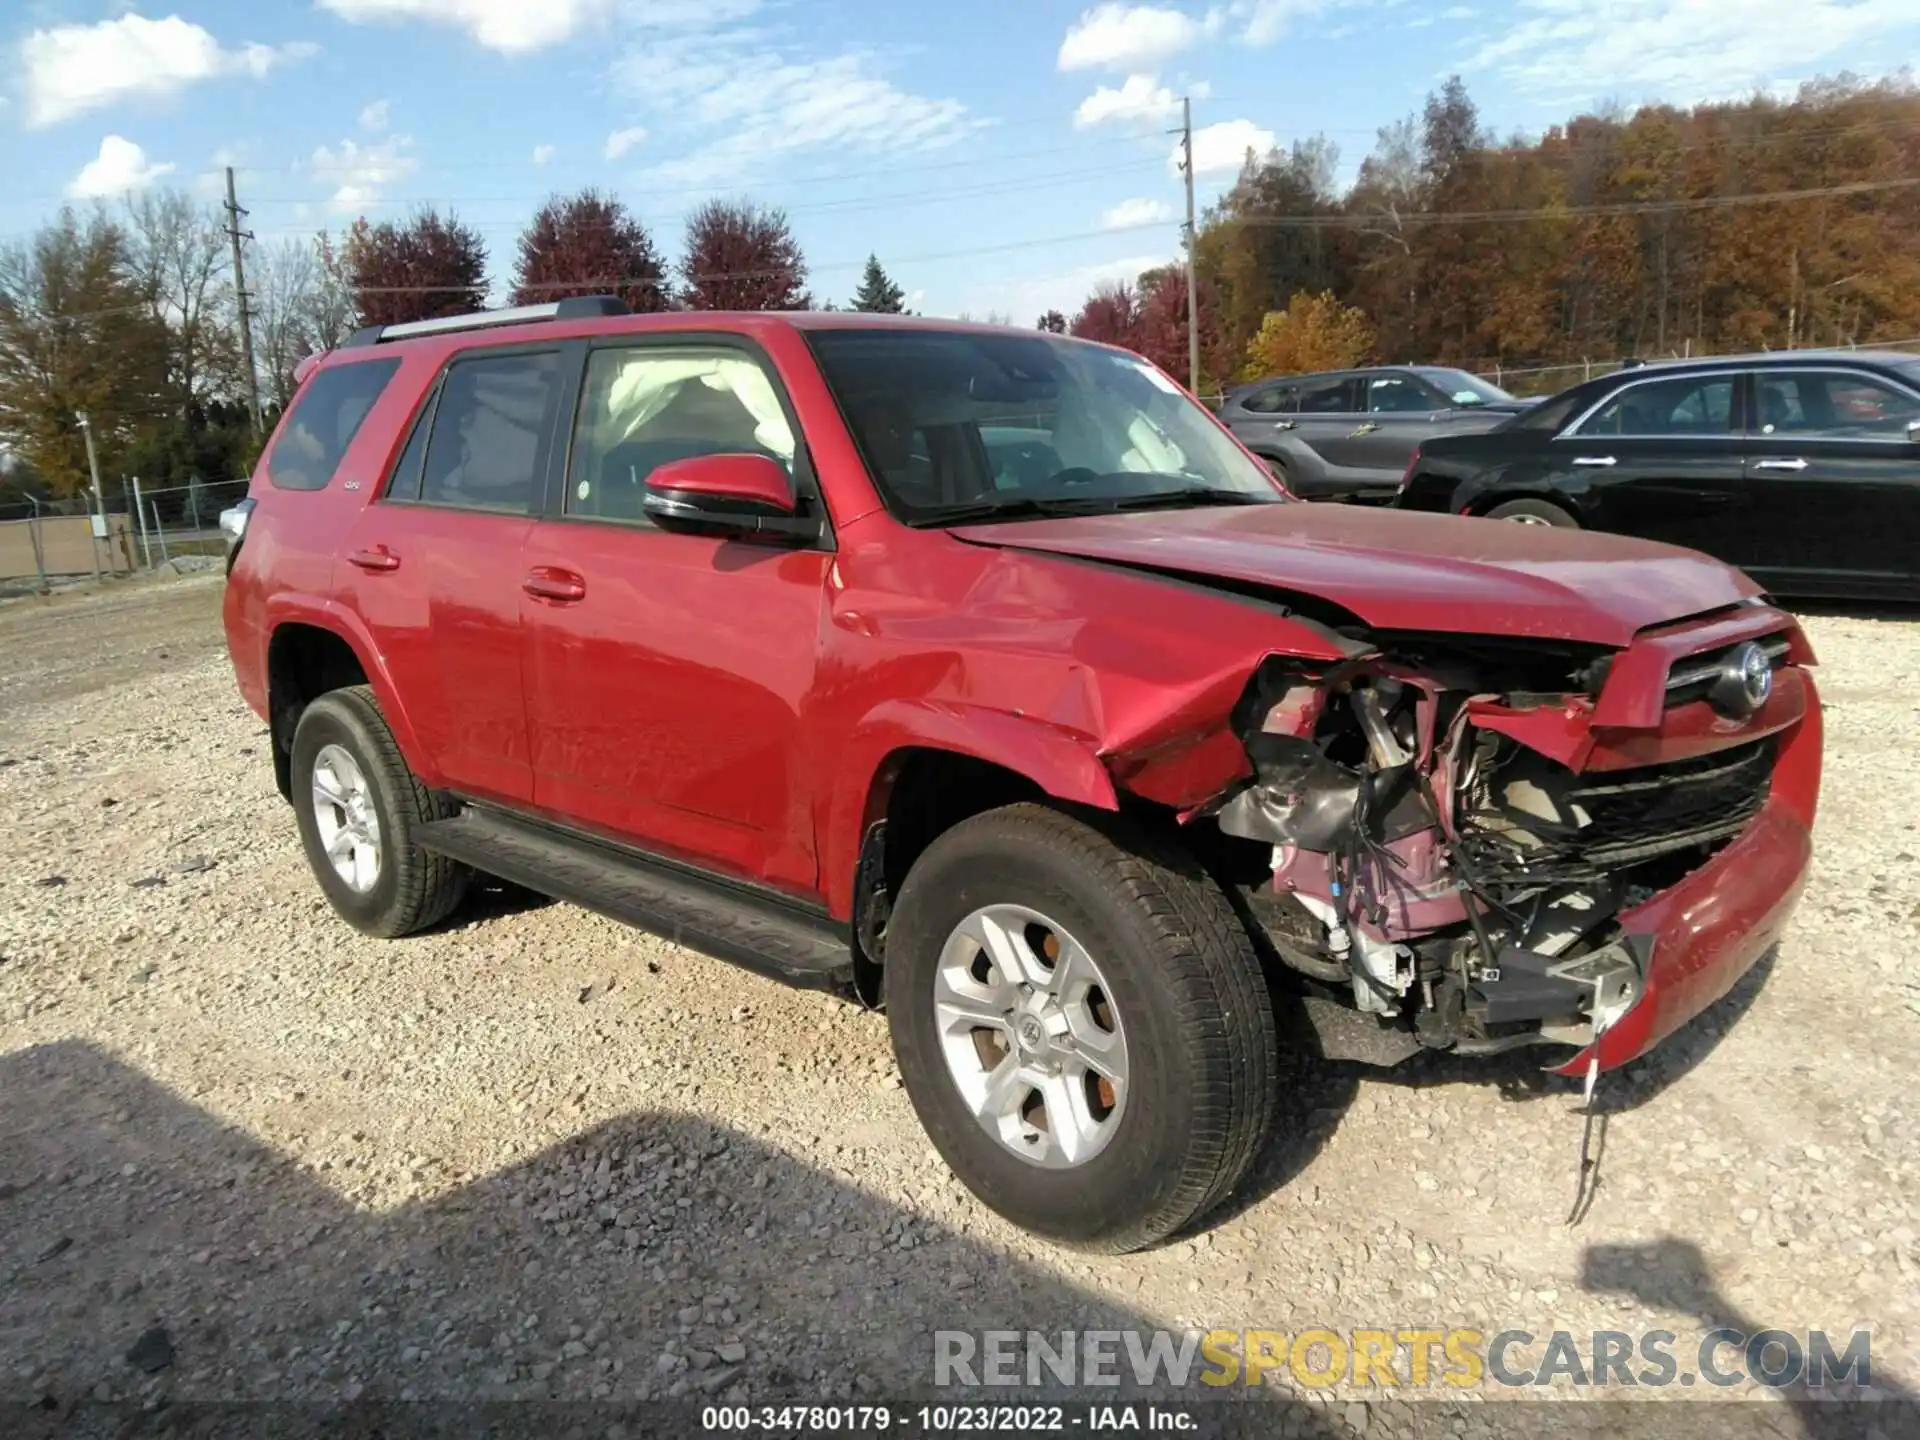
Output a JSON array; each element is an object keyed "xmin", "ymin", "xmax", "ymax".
[{"xmin": 1180, "ymin": 607, "xmax": 1819, "ymax": 1074}]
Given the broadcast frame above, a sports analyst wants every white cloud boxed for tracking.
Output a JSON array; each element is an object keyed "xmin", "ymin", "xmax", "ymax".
[
  {"xmin": 1174, "ymin": 117, "xmax": 1277, "ymax": 176},
  {"xmin": 1102, "ymin": 196, "xmax": 1175, "ymax": 228},
  {"xmin": 360, "ymin": 99, "xmax": 390, "ymax": 131},
  {"xmin": 1059, "ymin": 4, "xmax": 1207, "ymax": 71},
  {"xmin": 1467, "ymin": 0, "xmax": 1920, "ymax": 101},
  {"xmin": 67, "ymin": 135, "xmax": 175, "ymax": 198},
  {"xmin": 614, "ymin": 6, "xmax": 980, "ymax": 189},
  {"xmin": 310, "ymin": 134, "xmax": 419, "ymax": 213},
  {"xmin": 21, "ymin": 13, "xmax": 314, "ymax": 128},
  {"xmin": 1074, "ymin": 73, "xmax": 1180, "ymax": 128},
  {"xmin": 316, "ymin": 0, "xmax": 614, "ymax": 54},
  {"xmin": 531, "ymin": 143, "xmax": 556, "ymax": 165},
  {"xmin": 1441, "ymin": 4, "xmax": 1477, "ymax": 16},
  {"xmin": 1230, "ymin": 0, "xmax": 1327, "ymax": 45},
  {"xmin": 603, "ymin": 126, "xmax": 647, "ymax": 160}
]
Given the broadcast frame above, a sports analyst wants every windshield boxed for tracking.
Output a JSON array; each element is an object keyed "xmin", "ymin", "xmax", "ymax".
[
  {"xmin": 808, "ymin": 329, "xmax": 1286, "ymax": 525},
  {"xmin": 1416, "ymin": 368, "xmax": 1514, "ymax": 407}
]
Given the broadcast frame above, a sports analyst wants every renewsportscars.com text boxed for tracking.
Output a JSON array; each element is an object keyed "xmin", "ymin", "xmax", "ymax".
[{"xmin": 933, "ymin": 1328, "xmax": 1872, "ymax": 1391}]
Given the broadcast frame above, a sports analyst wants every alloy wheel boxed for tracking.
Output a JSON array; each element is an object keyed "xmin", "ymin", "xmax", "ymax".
[{"xmin": 310, "ymin": 743, "xmax": 382, "ymax": 893}]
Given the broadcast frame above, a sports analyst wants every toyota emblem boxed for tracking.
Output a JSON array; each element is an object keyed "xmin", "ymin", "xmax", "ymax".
[{"xmin": 1708, "ymin": 641, "xmax": 1774, "ymax": 718}]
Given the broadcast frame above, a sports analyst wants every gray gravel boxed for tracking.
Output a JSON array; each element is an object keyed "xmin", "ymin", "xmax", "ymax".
[{"xmin": 0, "ymin": 575, "xmax": 1914, "ymax": 1432}]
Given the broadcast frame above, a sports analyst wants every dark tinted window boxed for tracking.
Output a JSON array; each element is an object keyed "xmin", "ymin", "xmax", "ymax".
[
  {"xmin": 1239, "ymin": 383, "xmax": 1297, "ymax": 415},
  {"xmin": 1753, "ymin": 370, "xmax": 1920, "ymax": 440},
  {"xmin": 420, "ymin": 352, "xmax": 562, "ymax": 512},
  {"xmin": 382, "ymin": 389, "xmax": 436, "ymax": 502},
  {"xmin": 1366, "ymin": 374, "xmax": 1441, "ymax": 413},
  {"xmin": 566, "ymin": 347, "xmax": 797, "ymax": 523},
  {"xmin": 266, "ymin": 359, "xmax": 400, "ymax": 491},
  {"xmin": 1298, "ymin": 377, "xmax": 1357, "ymax": 413},
  {"xmin": 1575, "ymin": 375, "xmax": 1734, "ymax": 437}
]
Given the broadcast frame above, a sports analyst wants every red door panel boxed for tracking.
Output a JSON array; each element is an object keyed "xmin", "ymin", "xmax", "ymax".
[
  {"xmin": 520, "ymin": 519, "xmax": 831, "ymax": 894},
  {"xmin": 339, "ymin": 505, "xmax": 535, "ymax": 804}
]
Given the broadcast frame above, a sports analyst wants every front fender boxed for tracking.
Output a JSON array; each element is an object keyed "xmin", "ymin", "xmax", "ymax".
[
  {"xmin": 262, "ymin": 593, "xmax": 443, "ymax": 788},
  {"xmin": 819, "ymin": 699, "xmax": 1118, "ymax": 918}
]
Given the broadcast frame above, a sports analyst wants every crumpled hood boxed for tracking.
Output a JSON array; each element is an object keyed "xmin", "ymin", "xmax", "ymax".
[{"xmin": 950, "ymin": 503, "xmax": 1763, "ymax": 648}]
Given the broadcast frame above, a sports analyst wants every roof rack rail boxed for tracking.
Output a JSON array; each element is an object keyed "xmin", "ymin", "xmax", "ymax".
[{"xmin": 341, "ymin": 295, "xmax": 630, "ymax": 348}]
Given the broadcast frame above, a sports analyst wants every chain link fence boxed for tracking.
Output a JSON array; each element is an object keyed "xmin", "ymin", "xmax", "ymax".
[{"xmin": 0, "ymin": 477, "xmax": 249, "ymax": 596}]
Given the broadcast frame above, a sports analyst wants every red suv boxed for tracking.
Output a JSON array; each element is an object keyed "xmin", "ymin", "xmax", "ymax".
[{"xmin": 222, "ymin": 300, "xmax": 1821, "ymax": 1251}]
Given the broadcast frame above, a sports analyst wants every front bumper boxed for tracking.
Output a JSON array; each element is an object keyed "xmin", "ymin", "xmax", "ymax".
[{"xmin": 1554, "ymin": 674, "xmax": 1822, "ymax": 1075}]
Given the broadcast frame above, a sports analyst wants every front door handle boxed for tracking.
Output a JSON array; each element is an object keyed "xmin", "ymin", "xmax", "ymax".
[
  {"xmin": 1349, "ymin": 422, "xmax": 1379, "ymax": 437},
  {"xmin": 1273, "ymin": 420, "xmax": 1296, "ymax": 431},
  {"xmin": 1752, "ymin": 457, "xmax": 1809, "ymax": 472},
  {"xmin": 347, "ymin": 546, "xmax": 400, "ymax": 572},
  {"xmin": 1571, "ymin": 455, "xmax": 1617, "ymax": 467},
  {"xmin": 522, "ymin": 567, "xmax": 587, "ymax": 604}
]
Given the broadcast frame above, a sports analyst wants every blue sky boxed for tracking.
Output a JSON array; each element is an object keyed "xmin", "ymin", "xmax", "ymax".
[{"xmin": 5, "ymin": 1, "xmax": 1920, "ymax": 318}]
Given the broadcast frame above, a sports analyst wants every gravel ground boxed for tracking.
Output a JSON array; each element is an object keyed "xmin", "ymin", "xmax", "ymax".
[{"xmin": 0, "ymin": 574, "xmax": 1914, "ymax": 1436}]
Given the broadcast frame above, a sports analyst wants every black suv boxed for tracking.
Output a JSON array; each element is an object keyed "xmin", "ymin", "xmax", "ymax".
[
  {"xmin": 1218, "ymin": 366, "xmax": 1533, "ymax": 501},
  {"xmin": 1397, "ymin": 351, "xmax": 1920, "ymax": 601}
]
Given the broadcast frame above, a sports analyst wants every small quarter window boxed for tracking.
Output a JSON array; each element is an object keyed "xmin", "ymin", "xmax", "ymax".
[{"xmin": 265, "ymin": 359, "xmax": 400, "ymax": 491}]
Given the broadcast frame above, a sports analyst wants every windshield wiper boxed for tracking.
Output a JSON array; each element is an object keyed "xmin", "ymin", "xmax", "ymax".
[
  {"xmin": 1105, "ymin": 487, "xmax": 1277, "ymax": 512},
  {"xmin": 906, "ymin": 495, "xmax": 1117, "ymax": 526}
]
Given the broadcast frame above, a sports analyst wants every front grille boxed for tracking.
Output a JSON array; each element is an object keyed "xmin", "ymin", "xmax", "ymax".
[
  {"xmin": 1457, "ymin": 737, "xmax": 1774, "ymax": 887},
  {"xmin": 1664, "ymin": 633, "xmax": 1791, "ymax": 708}
]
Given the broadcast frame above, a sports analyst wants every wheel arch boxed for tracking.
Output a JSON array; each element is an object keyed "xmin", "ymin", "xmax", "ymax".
[{"xmin": 264, "ymin": 599, "xmax": 438, "ymax": 799}]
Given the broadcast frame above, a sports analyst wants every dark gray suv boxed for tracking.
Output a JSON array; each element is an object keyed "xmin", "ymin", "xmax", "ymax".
[{"xmin": 1220, "ymin": 366, "xmax": 1535, "ymax": 501}]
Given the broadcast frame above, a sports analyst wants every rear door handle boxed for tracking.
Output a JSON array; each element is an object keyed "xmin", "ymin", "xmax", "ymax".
[
  {"xmin": 1752, "ymin": 457, "xmax": 1809, "ymax": 472},
  {"xmin": 522, "ymin": 567, "xmax": 587, "ymax": 604},
  {"xmin": 1571, "ymin": 455, "xmax": 1617, "ymax": 467},
  {"xmin": 1273, "ymin": 420, "xmax": 1296, "ymax": 431},
  {"xmin": 347, "ymin": 546, "xmax": 400, "ymax": 572}
]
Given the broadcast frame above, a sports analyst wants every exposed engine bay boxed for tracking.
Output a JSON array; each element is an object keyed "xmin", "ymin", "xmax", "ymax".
[{"xmin": 1203, "ymin": 636, "xmax": 1782, "ymax": 1067}]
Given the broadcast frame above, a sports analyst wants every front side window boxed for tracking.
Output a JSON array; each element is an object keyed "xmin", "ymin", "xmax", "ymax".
[
  {"xmin": 266, "ymin": 358, "xmax": 400, "ymax": 491},
  {"xmin": 1575, "ymin": 375, "xmax": 1734, "ymax": 437},
  {"xmin": 808, "ymin": 330, "xmax": 1284, "ymax": 526},
  {"xmin": 1367, "ymin": 374, "xmax": 1441, "ymax": 414},
  {"xmin": 419, "ymin": 351, "xmax": 562, "ymax": 513},
  {"xmin": 1753, "ymin": 371, "xmax": 1920, "ymax": 440},
  {"xmin": 567, "ymin": 346, "xmax": 797, "ymax": 522}
]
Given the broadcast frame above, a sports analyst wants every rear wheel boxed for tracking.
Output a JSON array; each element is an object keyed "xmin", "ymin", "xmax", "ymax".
[
  {"xmin": 1261, "ymin": 455, "xmax": 1290, "ymax": 484},
  {"xmin": 1485, "ymin": 497, "xmax": 1578, "ymax": 528},
  {"xmin": 885, "ymin": 803, "xmax": 1278, "ymax": 1252},
  {"xmin": 290, "ymin": 686, "xmax": 470, "ymax": 938}
]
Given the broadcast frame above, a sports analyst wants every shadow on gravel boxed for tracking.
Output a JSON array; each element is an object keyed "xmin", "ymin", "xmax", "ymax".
[
  {"xmin": 1216, "ymin": 945, "xmax": 1779, "ymax": 1229},
  {"xmin": 1580, "ymin": 1236, "xmax": 1915, "ymax": 1439}
]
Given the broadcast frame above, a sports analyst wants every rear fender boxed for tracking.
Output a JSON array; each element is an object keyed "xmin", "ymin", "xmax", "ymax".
[{"xmin": 263, "ymin": 594, "xmax": 442, "ymax": 788}]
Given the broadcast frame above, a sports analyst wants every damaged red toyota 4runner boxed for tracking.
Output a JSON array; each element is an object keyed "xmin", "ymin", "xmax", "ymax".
[{"xmin": 221, "ymin": 301, "xmax": 1821, "ymax": 1252}]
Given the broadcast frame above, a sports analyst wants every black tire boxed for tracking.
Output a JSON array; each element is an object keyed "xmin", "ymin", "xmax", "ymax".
[
  {"xmin": 1260, "ymin": 455, "xmax": 1290, "ymax": 483},
  {"xmin": 290, "ymin": 685, "xmax": 470, "ymax": 938},
  {"xmin": 1485, "ymin": 496, "xmax": 1579, "ymax": 528},
  {"xmin": 885, "ymin": 803, "xmax": 1278, "ymax": 1252}
]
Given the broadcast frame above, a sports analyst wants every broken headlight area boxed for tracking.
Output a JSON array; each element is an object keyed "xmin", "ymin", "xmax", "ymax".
[{"xmin": 1206, "ymin": 651, "xmax": 1769, "ymax": 1063}]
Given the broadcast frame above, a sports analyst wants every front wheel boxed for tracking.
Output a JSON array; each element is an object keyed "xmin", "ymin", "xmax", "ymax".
[
  {"xmin": 885, "ymin": 804, "xmax": 1278, "ymax": 1252},
  {"xmin": 1485, "ymin": 497, "xmax": 1579, "ymax": 528}
]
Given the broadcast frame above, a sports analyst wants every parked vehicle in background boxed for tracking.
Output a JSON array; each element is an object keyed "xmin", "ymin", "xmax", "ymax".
[
  {"xmin": 221, "ymin": 303, "xmax": 1821, "ymax": 1251},
  {"xmin": 1397, "ymin": 351, "xmax": 1920, "ymax": 600},
  {"xmin": 1218, "ymin": 366, "xmax": 1535, "ymax": 502}
]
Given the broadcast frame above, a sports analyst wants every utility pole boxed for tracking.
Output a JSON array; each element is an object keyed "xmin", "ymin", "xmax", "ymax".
[
  {"xmin": 225, "ymin": 166, "xmax": 264, "ymax": 435},
  {"xmin": 75, "ymin": 410, "xmax": 106, "ymax": 581},
  {"xmin": 1172, "ymin": 96, "xmax": 1201, "ymax": 396}
]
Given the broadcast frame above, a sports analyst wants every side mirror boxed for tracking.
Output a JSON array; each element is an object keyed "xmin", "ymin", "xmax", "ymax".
[{"xmin": 642, "ymin": 453, "xmax": 808, "ymax": 540}]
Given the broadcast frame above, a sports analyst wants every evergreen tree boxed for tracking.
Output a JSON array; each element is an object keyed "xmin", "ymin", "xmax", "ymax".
[{"xmin": 851, "ymin": 254, "xmax": 906, "ymax": 313}]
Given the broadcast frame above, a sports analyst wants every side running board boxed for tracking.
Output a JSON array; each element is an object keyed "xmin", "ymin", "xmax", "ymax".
[{"xmin": 414, "ymin": 807, "xmax": 856, "ymax": 997}]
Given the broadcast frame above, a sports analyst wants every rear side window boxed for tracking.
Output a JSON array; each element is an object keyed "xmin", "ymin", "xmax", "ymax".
[
  {"xmin": 266, "ymin": 359, "xmax": 400, "ymax": 491},
  {"xmin": 420, "ymin": 351, "xmax": 563, "ymax": 513}
]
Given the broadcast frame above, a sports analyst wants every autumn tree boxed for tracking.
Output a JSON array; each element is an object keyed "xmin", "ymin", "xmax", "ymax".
[
  {"xmin": 512, "ymin": 190, "xmax": 668, "ymax": 312},
  {"xmin": 1036, "ymin": 310, "xmax": 1067, "ymax": 333},
  {"xmin": 851, "ymin": 254, "xmax": 905, "ymax": 313},
  {"xmin": 1132, "ymin": 265, "xmax": 1231, "ymax": 390},
  {"xmin": 679, "ymin": 201, "xmax": 809, "ymax": 311},
  {"xmin": 1241, "ymin": 291, "xmax": 1375, "ymax": 379},
  {"xmin": 125, "ymin": 190, "xmax": 238, "ymax": 416},
  {"xmin": 0, "ymin": 209, "xmax": 170, "ymax": 495},
  {"xmin": 343, "ymin": 209, "xmax": 488, "ymax": 327},
  {"xmin": 1068, "ymin": 281, "xmax": 1141, "ymax": 348}
]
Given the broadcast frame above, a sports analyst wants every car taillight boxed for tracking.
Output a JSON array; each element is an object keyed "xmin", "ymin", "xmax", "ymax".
[{"xmin": 1397, "ymin": 446, "xmax": 1421, "ymax": 495}]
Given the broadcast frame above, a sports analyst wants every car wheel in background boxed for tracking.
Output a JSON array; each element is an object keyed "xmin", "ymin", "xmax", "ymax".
[
  {"xmin": 290, "ymin": 685, "xmax": 471, "ymax": 938},
  {"xmin": 1486, "ymin": 497, "xmax": 1579, "ymax": 528},
  {"xmin": 884, "ymin": 803, "xmax": 1278, "ymax": 1252}
]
